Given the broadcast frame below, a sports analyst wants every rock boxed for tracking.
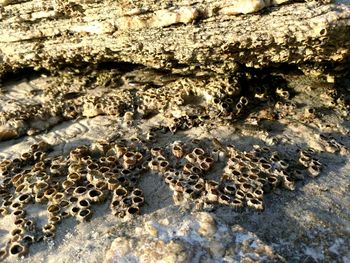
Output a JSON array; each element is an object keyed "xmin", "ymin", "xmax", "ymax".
[
  {"xmin": 0, "ymin": 1, "xmax": 349, "ymax": 77},
  {"xmin": 196, "ymin": 212, "xmax": 217, "ymax": 237}
]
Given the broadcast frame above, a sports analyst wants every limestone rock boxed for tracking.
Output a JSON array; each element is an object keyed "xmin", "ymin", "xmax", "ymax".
[{"xmin": 0, "ymin": 1, "xmax": 349, "ymax": 77}]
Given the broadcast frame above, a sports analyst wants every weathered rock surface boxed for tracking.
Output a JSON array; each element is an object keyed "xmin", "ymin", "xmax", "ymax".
[{"xmin": 0, "ymin": 0, "xmax": 349, "ymax": 77}]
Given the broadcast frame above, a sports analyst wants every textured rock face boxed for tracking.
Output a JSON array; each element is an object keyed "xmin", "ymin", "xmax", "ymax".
[
  {"xmin": 104, "ymin": 208, "xmax": 280, "ymax": 263},
  {"xmin": 0, "ymin": 1, "xmax": 349, "ymax": 77}
]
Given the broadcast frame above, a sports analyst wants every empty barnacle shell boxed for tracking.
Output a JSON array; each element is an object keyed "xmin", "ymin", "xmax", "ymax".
[
  {"xmin": 150, "ymin": 147, "xmax": 163, "ymax": 157},
  {"xmin": 308, "ymin": 162, "xmax": 322, "ymax": 177},
  {"xmin": 99, "ymin": 166, "xmax": 111, "ymax": 174},
  {"xmin": 0, "ymin": 247, "xmax": 8, "ymax": 261},
  {"xmin": 239, "ymin": 96, "xmax": 249, "ymax": 106},
  {"xmin": 148, "ymin": 160, "xmax": 159, "ymax": 172},
  {"xmin": 60, "ymin": 211, "xmax": 70, "ymax": 219},
  {"xmin": 115, "ymin": 144, "xmax": 127, "ymax": 159},
  {"xmin": 52, "ymin": 192, "xmax": 65, "ymax": 203},
  {"xmin": 21, "ymin": 152, "xmax": 33, "ymax": 164},
  {"xmin": 260, "ymin": 163, "xmax": 272, "ymax": 173},
  {"xmin": 88, "ymin": 189, "xmax": 105, "ymax": 203},
  {"xmin": 231, "ymin": 198, "xmax": 243, "ymax": 210},
  {"xmin": 49, "ymin": 164, "xmax": 63, "ymax": 175},
  {"xmin": 267, "ymin": 176, "xmax": 279, "ymax": 187},
  {"xmin": 110, "ymin": 199, "xmax": 120, "ymax": 211},
  {"xmin": 44, "ymin": 188, "xmax": 57, "ymax": 200},
  {"xmin": 131, "ymin": 188, "xmax": 143, "ymax": 197},
  {"xmin": 248, "ymin": 173, "xmax": 259, "ymax": 182},
  {"xmin": 192, "ymin": 147, "xmax": 205, "ymax": 157},
  {"xmin": 190, "ymin": 165, "xmax": 202, "ymax": 176},
  {"xmin": 165, "ymin": 174, "xmax": 174, "ymax": 185},
  {"xmin": 58, "ymin": 199, "xmax": 70, "ymax": 209},
  {"xmin": 9, "ymin": 242, "xmax": 28, "ymax": 258},
  {"xmin": 205, "ymin": 180, "xmax": 219, "ymax": 192},
  {"xmin": 78, "ymin": 199, "xmax": 91, "ymax": 209},
  {"xmin": 278, "ymin": 160, "xmax": 289, "ymax": 170},
  {"xmin": 132, "ymin": 196, "xmax": 145, "ymax": 206},
  {"xmin": 11, "ymin": 209, "xmax": 26, "ymax": 220},
  {"xmin": 223, "ymin": 184, "xmax": 236, "ymax": 196},
  {"xmin": 11, "ymin": 174, "xmax": 24, "ymax": 187},
  {"xmin": 101, "ymin": 156, "xmax": 113, "ymax": 167},
  {"xmin": 80, "ymin": 155, "xmax": 92, "ymax": 165},
  {"xmin": 120, "ymin": 196, "xmax": 133, "ymax": 208},
  {"xmin": 17, "ymin": 193, "xmax": 32, "ymax": 205},
  {"xmin": 298, "ymin": 156, "xmax": 311, "ymax": 167},
  {"xmin": 35, "ymin": 192, "xmax": 47, "ymax": 204},
  {"xmin": 116, "ymin": 177, "xmax": 128, "ymax": 188},
  {"xmin": 87, "ymin": 163, "xmax": 99, "ymax": 172},
  {"xmin": 11, "ymin": 202, "xmax": 23, "ymax": 210},
  {"xmin": 134, "ymin": 152, "xmax": 143, "ymax": 162},
  {"xmin": 123, "ymin": 159, "xmax": 137, "ymax": 169},
  {"xmin": 123, "ymin": 151, "xmax": 135, "ymax": 162},
  {"xmin": 21, "ymin": 235, "xmax": 35, "ymax": 245},
  {"xmin": 68, "ymin": 163, "xmax": 81, "ymax": 174},
  {"xmin": 107, "ymin": 178, "xmax": 120, "ymax": 191},
  {"xmin": 158, "ymin": 160, "xmax": 169, "ymax": 173},
  {"xmin": 23, "ymin": 220, "xmax": 34, "ymax": 231},
  {"xmin": 42, "ymin": 223, "xmax": 56, "ymax": 236},
  {"xmin": 126, "ymin": 206, "xmax": 140, "ymax": 218},
  {"xmin": 218, "ymin": 194, "xmax": 231, "ymax": 206},
  {"xmin": 199, "ymin": 161, "xmax": 210, "ymax": 171},
  {"xmin": 48, "ymin": 215, "xmax": 61, "ymax": 225},
  {"xmin": 168, "ymin": 178, "xmax": 179, "ymax": 191},
  {"xmin": 3, "ymin": 200, "xmax": 13, "ymax": 209},
  {"xmin": 95, "ymin": 181, "xmax": 108, "ymax": 191},
  {"xmin": 77, "ymin": 208, "xmax": 92, "ymax": 222},
  {"xmin": 172, "ymin": 143, "xmax": 185, "ymax": 158},
  {"xmin": 113, "ymin": 187, "xmax": 128, "ymax": 200},
  {"xmin": 282, "ymin": 175, "xmax": 295, "ymax": 191},
  {"xmin": 47, "ymin": 204, "xmax": 60, "ymax": 216},
  {"xmin": 240, "ymin": 182, "xmax": 252, "ymax": 193},
  {"xmin": 33, "ymin": 151, "xmax": 46, "ymax": 161},
  {"xmin": 253, "ymin": 188, "xmax": 264, "ymax": 199},
  {"xmin": 70, "ymin": 206, "xmax": 80, "ymax": 217},
  {"xmin": 14, "ymin": 183, "xmax": 27, "ymax": 194},
  {"xmin": 33, "ymin": 181, "xmax": 49, "ymax": 194},
  {"xmin": 247, "ymin": 198, "xmax": 264, "ymax": 211},
  {"xmin": 181, "ymin": 163, "xmax": 193, "ymax": 174},
  {"xmin": 185, "ymin": 153, "xmax": 197, "ymax": 164},
  {"xmin": 10, "ymin": 227, "xmax": 25, "ymax": 238},
  {"xmin": 235, "ymin": 102, "xmax": 243, "ymax": 113},
  {"xmin": 69, "ymin": 149, "xmax": 82, "ymax": 162},
  {"xmin": 67, "ymin": 173, "xmax": 81, "ymax": 183},
  {"xmin": 235, "ymin": 189, "xmax": 245, "ymax": 200},
  {"xmin": 99, "ymin": 157, "xmax": 107, "ymax": 166},
  {"xmin": 0, "ymin": 207, "xmax": 8, "ymax": 216}
]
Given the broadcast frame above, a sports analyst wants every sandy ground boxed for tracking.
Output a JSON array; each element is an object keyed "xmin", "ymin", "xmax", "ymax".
[{"xmin": 0, "ymin": 71, "xmax": 349, "ymax": 263}]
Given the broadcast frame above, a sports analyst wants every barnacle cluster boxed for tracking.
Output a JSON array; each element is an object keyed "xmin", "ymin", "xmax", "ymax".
[
  {"xmin": 80, "ymin": 92, "xmax": 134, "ymax": 118},
  {"xmin": 0, "ymin": 139, "xmax": 147, "ymax": 259},
  {"xmin": 151, "ymin": 141, "xmax": 319, "ymax": 212},
  {"xmin": 0, "ymin": 134, "xmax": 323, "ymax": 259},
  {"xmin": 0, "ymin": 66, "xmax": 349, "ymax": 260}
]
